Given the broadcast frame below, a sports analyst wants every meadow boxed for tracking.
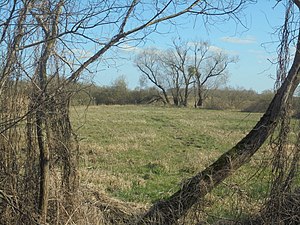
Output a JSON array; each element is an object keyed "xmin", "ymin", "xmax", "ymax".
[{"xmin": 71, "ymin": 105, "xmax": 278, "ymax": 221}]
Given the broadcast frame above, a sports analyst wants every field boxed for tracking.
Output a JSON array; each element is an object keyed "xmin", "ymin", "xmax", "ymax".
[{"xmin": 71, "ymin": 105, "xmax": 277, "ymax": 221}]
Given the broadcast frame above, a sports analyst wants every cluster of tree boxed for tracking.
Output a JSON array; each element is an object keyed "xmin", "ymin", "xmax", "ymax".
[
  {"xmin": 205, "ymin": 88, "xmax": 275, "ymax": 111},
  {"xmin": 71, "ymin": 80, "xmax": 161, "ymax": 106},
  {"xmin": 72, "ymin": 81, "xmax": 277, "ymax": 112},
  {"xmin": 135, "ymin": 40, "xmax": 238, "ymax": 107},
  {"xmin": 73, "ymin": 83, "xmax": 300, "ymax": 120}
]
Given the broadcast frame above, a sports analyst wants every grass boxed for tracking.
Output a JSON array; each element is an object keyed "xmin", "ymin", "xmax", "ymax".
[{"xmin": 71, "ymin": 105, "xmax": 299, "ymax": 221}]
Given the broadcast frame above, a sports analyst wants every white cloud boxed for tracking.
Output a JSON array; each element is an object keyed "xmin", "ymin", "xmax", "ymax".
[
  {"xmin": 209, "ymin": 45, "xmax": 239, "ymax": 56},
  {"xmin": 119, "ymin": 44, "xmax": 141, "ymax": 53},
  {"xmin": 220, "ymin": 36, "xmax": 256, "ymax": 45},
  {"xmin": 208, "ymin": 45, "xmax": 223, "ymax": 53}
]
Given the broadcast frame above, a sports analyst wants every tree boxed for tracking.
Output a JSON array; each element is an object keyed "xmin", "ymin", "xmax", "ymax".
[
  {"xmin": 111, "ymin": 75, "xmax": 130, "ymax": 104},
  {"xmin": 134, "ymin": 48, "xmax": 171, "ymax": 105},
  {"xmin": 188, "ymin": 41, "xmax": 237, "ymax": 107},
  {"xmin": 135, "ymin": 40, "xmax": 236, "ymax": 107},
  {"xmin": 0, "ymin": 0, "xmax": 252, "ymax": 224},
  {"xmin": 163, "ymin": 40, "xmax": 195, "ymax": 106}
]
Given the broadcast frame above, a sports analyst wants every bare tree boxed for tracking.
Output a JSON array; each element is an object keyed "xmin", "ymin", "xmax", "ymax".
[
  {"xmin": 135, "ymin": 48, "xmax": 171, "ymax": 105},
  {"xmin": 188, "ymin": 41, "xmax": 237, "ymax": 107},
  {"xmin": 0, "ymin": 0, "xmax": 256, "ymax": 224},
  {"xmin": 135, "ymin": 40, "xmax": 236, "ymax": 107},
  {"xmin": 163, "ymin": 40, "xmax": 195, "ymax": 106}
]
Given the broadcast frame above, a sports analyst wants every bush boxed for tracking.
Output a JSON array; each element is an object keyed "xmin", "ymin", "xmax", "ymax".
[
  {"xmin": 71, "ymin": 81, "xmax": 160, "ymax": 106},
  {"xmin": 241, "ymin": 90, "xmax": 274, "ymax": 113}
]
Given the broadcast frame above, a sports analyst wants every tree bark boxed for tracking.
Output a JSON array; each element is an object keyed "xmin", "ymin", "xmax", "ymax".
[
  {"xmin": 161, "ymin": 87, "xmax": 171, "ymax": 105},
  {"xmin": 33, "ymin": 2, "xmax": 63, "ymax": 222},
  {"xmin": 138, "ymin": 28, "xmax": 300, "ymax": 225},
  {"xmin": 36, "ymin": 108, "xmax": 49, "ymax": 223},
  {"xmin": 196, "ymin": 91, "xmax": 203, "ymax": 107}
]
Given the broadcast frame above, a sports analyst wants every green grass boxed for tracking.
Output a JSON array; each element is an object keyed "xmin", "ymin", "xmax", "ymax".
[{"xmin": 71, "ymin": 105, "xmax": 299, "ymax": 221}]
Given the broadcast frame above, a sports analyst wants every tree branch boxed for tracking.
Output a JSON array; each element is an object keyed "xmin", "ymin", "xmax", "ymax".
[{"xmin": 293, "ymin": 0, "xmax": 300, "ymax": 9}]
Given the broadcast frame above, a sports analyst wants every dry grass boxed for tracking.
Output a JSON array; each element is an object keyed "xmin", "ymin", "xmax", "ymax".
[{"xmin": 69, "ymin": 105, "xmax": 299, "ymax": 224}]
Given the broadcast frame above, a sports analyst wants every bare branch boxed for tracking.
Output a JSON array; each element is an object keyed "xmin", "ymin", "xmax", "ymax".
[
  {"xmin": 119, "ymin": 0, "xmax": 139, "ymax": 34},
  {"xmin": 293, "ymin": 0, "xmax": 300, "ymax": 9},
  {"xmin": 0, "ymin": 0, "xmax": 17, "ymax": 44}
]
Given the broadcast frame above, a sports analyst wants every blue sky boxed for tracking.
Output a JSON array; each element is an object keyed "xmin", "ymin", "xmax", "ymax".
[{"xmin": 93, "ymin": 1, "xmax": 287, "ymax": 93}]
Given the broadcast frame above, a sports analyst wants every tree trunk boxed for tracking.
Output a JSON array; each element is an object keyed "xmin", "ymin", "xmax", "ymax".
[
  {"xmin": 196, "ymin": 94, "xmax": 203, "ymax": 107},
  {"xmin": 196, "ymin": 80, "xmax": 203, "ymax": 107},
  {"xmin": 173, "ymin": 96, "xmax": 179, "ymax": 106},
  {"xmin": 138, "ymin": 29, "xmax": 300, "ymax": 225},
  {"xmin": 36, "ymin": 62, "xmax": 50, "ymax": 224},
  {"xmin": 34, "ymin": 3, "xmax": 63, "ymax": 222},
  {"xmin": 36, "ymin": 53, "xmax": 50, "ymax": 224},
  {"xmin": 161, "ymin": 88, "xmax": 170, "ymax": 105},
  {"xmin": 36, "ymin": 107, "xmax": 50, "ymax": 223},
  {"xmin": 183, "ymin": 84, "xmax": 189, "ymax": 107}
]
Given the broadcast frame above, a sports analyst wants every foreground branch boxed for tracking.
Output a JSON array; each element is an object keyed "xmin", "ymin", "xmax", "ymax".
[{"xmin": 138, "ymin": 29, "xmax": 300, "ymax": 225}]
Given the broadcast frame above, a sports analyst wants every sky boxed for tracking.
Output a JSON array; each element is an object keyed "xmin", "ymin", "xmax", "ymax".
[{"xmin": 92, "ymin": 1, "xmax": 288, "ymax": 93}]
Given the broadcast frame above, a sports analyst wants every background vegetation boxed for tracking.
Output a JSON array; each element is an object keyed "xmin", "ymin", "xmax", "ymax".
[{"xmin": 71, "ymin": 78, "xmax": 282, "ymax": 112}]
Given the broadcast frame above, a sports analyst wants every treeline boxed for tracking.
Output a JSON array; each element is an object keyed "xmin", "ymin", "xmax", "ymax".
[
  {"xmin": 204, "ymin": 88, "xmax": 275, "ymax": 112},
  {"xmin": 71, "ymin": 80, "xmax": 160, "ymax": 106},
  {"xmin": 71, "ymin": 80, "xmax": 282, "ymax": 111},
  {"xmin": 206, "ymin": 88, "xmax": 300, "ymax": 115},
  {"xmin": 71, "ymin": 81, "xmax": 300, "ymax": 115}
]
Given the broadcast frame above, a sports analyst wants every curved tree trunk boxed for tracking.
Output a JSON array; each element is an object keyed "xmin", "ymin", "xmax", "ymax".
[
  {"xmin": 161, "ymin": 87, "xmax": 171, "ymax": 105},
  {"xmin": 138, "ymin": 28, "xmax": 300, "ymax": 225}
]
